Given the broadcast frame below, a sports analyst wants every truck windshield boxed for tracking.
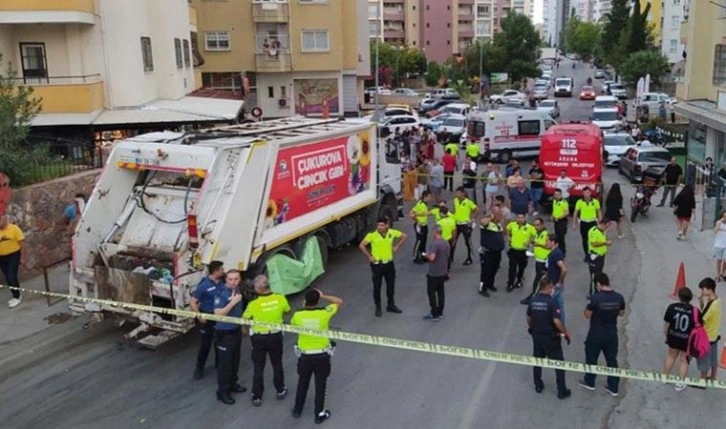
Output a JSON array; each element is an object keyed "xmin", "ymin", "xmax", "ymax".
[
  {"xmin": 555, "ymin": 79, "xmax": 570, "ymax": 87},
  {"xmin": 594, "ymin": 100, "xmax": 616, "ymax": 108}
]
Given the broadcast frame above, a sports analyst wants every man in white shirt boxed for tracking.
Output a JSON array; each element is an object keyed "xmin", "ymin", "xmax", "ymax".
[
  {"xmin": 638, "ymin": 135, "xmax": 653, "ymax": 147},
  {"xmin": 630, "ymin": 125, "xmax": 640, "ymax": 139},
  {"xmin": 555, "ymin": 169, "xmax": 575, "ymax": 200}
]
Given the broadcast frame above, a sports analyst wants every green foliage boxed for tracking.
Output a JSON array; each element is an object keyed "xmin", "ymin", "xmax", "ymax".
[
  {"xmin": 425, "ymin": 61, "xmax": 443, "ymax": 87},
  {"xmin": 619, "ymin": 50, "xmax": 670, "ymax": 86},
  {"xmin": 491, "ymin": 12, "xmax": 541, "ymax": 82},
  {"xmin": 370, "ymin": 40, "xmax": 428, "ymax": 86},
  {"xmin": 599, "ymin": 0, "xmax": 631, "ymax": 70},
  {"xmin": 563, "ymin": 17, "xmax": 601, "ymax": 62},
  {"xmin": 627, "ymin": 0, "xmax": 650, "ymax": 54}
]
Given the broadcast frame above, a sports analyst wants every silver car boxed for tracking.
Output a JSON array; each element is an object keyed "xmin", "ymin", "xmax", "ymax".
[
  {"xmin": 618, "ymin": 146, "xmax": 671, "ymax": 182},
  {"xmin": 603, "ymin": 133, "xmax": 637, "ymax": 166},
  {"xmin": 532, "ymin": 84, "xmax": 549, "ymax": 99},
  {"xmin": 537, "ymin": 99, "xmax": 560, "ymax": 118}
]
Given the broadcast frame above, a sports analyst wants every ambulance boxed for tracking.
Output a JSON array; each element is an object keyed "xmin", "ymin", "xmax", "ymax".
[
  {"xmin": 539, "ymin": 122, "xmax": 604, "ymax": 204},
  {"xmin": 465, "ymin": 108, "xmax": 556, "ymax": 163}
]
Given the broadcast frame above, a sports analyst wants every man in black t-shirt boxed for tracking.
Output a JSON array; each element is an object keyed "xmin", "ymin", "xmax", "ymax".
[
  {"xmin": 527, "ymin": 277, "xmax": 572, "ymax": 399},
  {"xmin": 528, "ymin": 161, "xmax": 544, "ymax": 215},
  {"xmin": 579, "ymin": 273, "xmax": 625, "ymax": 396},
  {"xmin": 658, "ymin": 157, "xmax": 682, "ymax": 207},
  {"xmin": 662, "ymin": 287, "xmax": 695, "ymax": 391}
]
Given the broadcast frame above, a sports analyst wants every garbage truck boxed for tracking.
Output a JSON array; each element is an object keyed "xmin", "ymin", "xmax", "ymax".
[{"xmin": 69, "ymin": 117, "xmax": 402, "ymax": 346}]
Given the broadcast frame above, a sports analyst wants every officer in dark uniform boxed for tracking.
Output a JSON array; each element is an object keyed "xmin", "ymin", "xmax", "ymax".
[
  {"xmin": 478, "ymin": 211, "xmax": 505, "ymax": 297},
  {"xmin": 527, "ymin": 277, "xmax": 572, "ymax": 399},
  {"xmin": 213, "ymin": 269, "xmax": 247, "ymax": 405},
  {"xmin": 190, "ymin": 260, "xmax": 225, "ymax": 379}
]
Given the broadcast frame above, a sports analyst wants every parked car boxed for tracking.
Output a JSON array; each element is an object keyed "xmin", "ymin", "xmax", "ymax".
[
  {"xmin": 431, "ymin": 88, "xmax": 460, "ymax": 99},
  {"xmin": 391, "ymin": 88, "xmax": 418, "ymax": 96},
  {"xmin": 367, "ymin": 86, "xmax": 391, "ymax": 97},
  {"xmin": 535, "ymin": 78, "xmax": 551, "ymax": 89},
  {"xmin": 422, "ymin": 113, "xmax": 455, "ymax": 131},
  {"xmin": 580, "ymin": 86, "xmax": 596, "ymax": 100},
  {"xmin": 640, "ymin": 92, "xmax": 674, "ymax": 109},
  {"xmin": 602, "ymin": 80, "xmax": 615, "ymax": 94},
  {"xmin": 533, "ymin": 83, "xmax": 549, "ymax": 99},
  {"xmin": 554, "ymin": 77, "xmax": 574, "ymax": 97},
  {"xmin": 435, "ymin": 114, "xmax": 468, "ymax": 142},
  {"xmin": 503, "ymin": 99, "xmax": 527, "ymax": 108},
  {"xmin": 594, "ymin": 95, "xmax": 618, "ymax": 109},
  {"xmin": 608, "ymin": 83, "xmax": 627, "ymax": 99},
  {"xmin": 420, "ymin": 99, "xmax": 457, "ymax": 116},
  {"xmin": 437, "ymin": 103, "xmax": 472, "ymax": 117},
  {"xmin": 537, "ymin": 99, "xmax": 560, "ymax": 118},
  {"xmin": 594, "ymin": 69, "xmax": 605, "ymax": 79},
  {"xmin": 618, "ymin": 146, "xmax": 671, "ymax": 182},
  {"xmin": 490, "ymin": 89, "xmax": 526, "ymax": 104},
  {"xmin": 591, "ymin": 107, "xmax": 622, "ymax": 131},
  {"xmin": 417, "ymin": 98, "xmax": 437, "ymax": 111},
  {"xmin": 379, "ymin": 115, "xmax": 421, "ymax": 135},
  {"xmin": 603, "ymin": 133, "xmax": 637, "ymax": 166}
]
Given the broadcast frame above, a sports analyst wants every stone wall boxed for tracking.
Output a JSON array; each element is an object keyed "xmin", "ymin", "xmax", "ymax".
[{"xmin": 4, "ymin": 170, "xmax": 100, "ymax": 280}]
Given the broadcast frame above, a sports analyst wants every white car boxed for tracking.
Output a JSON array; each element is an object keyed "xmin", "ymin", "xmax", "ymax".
[
  {"xmin": 392, "ymin": 88, "xmax": 418, "ymax": 96},
  {"xmin": 640, "ymin": 92, "xmax": 675, "ymax": 109},
  {"xmin": 608, "ymin": 83, "xmax": 627, "ymax": 100},
  {"xmin": 367, "ymin": 86, "xmax": 391, "ymax": 97},
  {"xmin": 537, "ymin": 99, "xmax": 560, "ymax": 118},
  {"xmin": 554, "ymin": 77, "xmax": 573, "ymax": 97},
  {"xmin": 437, "ymin": 103, "xmax": 472, "ymax": 117},
  {"xmin": 435, "ymin": 115, "xmax": 468, "ymax": 141},
  {"xmin": 594, "ymin": 95, "xmax": 618, "ymax": 109},
  {"xmin": 591, "ymin": 107, "xmax": 622, "ymax": 131},
  {"xmin": 380, "ymin": 115, "xmax": 421, "ymax": 135},
  {"xmin": 431, "ymin": 88, "xmax": 460, "ymax": 98},
  {"xmin": 532, "ymin": 84, "xmax": 549, "ymax": 100},
  {"xmin": 603, "ymin": 133, "xmax": 637, "ymax": 166},
  {"xmin": 490, "ymin": 89, "xmax": 525, "ymax": 104}
]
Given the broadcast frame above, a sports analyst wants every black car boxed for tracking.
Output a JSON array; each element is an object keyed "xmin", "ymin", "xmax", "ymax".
[{"xmin": 419, "ymin": 99, "xmax": 458, "ymax": 115}]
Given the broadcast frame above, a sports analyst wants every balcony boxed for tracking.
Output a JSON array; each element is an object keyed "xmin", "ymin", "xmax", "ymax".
[
  {"xmin": 255, "ymin": 52, "xmax": 292, "ymax": 73},
  {"xmin": 458, "ymin": 29, "xmax": 475, "ymax": 38},
  {"xmin": 252, "ymin": 2, "xmax": 290, "ymax": 23},
  {"xmin": 11, "ymin": 74, "xmax": 104, "ymax": 113},
  {"xmin": 384, "ymin": 28, "xmax": 405, "ymax": 39},
  {"xmin": 0, "ymin": 0, "xmax": 95, "ymax": 24},
  {"xmin": 383, "ymin": 11, "xmax": 405, "ymax": 20},
  {"xmin": 189, "ymin": 5, "xmax": 197, "ymax": 30}
]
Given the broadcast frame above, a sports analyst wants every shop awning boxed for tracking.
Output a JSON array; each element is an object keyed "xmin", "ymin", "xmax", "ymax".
[
  {"xmin": 673, "ymin": 100, "xmax": 726, "ymax": 134},
  {"xmin": 93, "ymin": 97, "xmax": 244, "ymax": 126}
]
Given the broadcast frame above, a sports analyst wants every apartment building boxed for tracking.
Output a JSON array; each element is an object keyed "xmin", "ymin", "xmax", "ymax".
[
  {"xmin": 661, "ymin": 0, "xmax": 684, "ymax": 64},
  {"xmin": 194, "ymin": 0, "xmax": 369, "ymax": 119},
  {"xmin": 542, "ymin": 0, "xmax": 559, "ymax": 46},
  {"xmin": 0, "ymin": 0, "xmax": 241, "ymax": 140},
  {"xmin": 593, "ymin": 0, "xmax": 612, "ymax": 21},
  {"xmin": 674, "ymin": 0, "xmax": 726, "ymax": 167},
  {"xmin": 640, "ymin": 0, "xmax": 662, "ymax": 44}
]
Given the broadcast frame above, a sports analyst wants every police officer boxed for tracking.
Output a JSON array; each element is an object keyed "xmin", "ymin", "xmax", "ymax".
[
  {"xmin": 409, "ymin": 190, "xmax": 432, "ymax": 264},
  {"xmin": 551, "ymin": 189, "xmax": 570, "ymax": 257},
  {"xmin": 466, "ymin": 139, "xmax": 481, "ymax": 164},
  {"xmin": 521, "ymin": 218, "xmax": 549, "ymax": 305},
  {"xmin": 452, "ymin": 186, "xmax": 479, "ymax": 266},
  {"xmin": 572, "ymin": 186, "xmax": 601, "ymax": 262},
  {"xmin": 358, "ymin": 217, "xmax": 407, "ymax": 317},
  {"xmin": 478, "ymin": 211, "xmax": 505, "ymax": 297},
  {"xmin": 190, "ymin": 260, "xmax": 224, "ymax": 380},
  {"xmin": 213, "ymin": 269, "xmax": 247, "ymax": 405},
  {"xmin": 505, "ymin": 213, "xmax": 535, "ymax": 292},
  {"xmin": 242, "ymin": 274, "xmax": 291, "ymax": 406},
  {"xmin": 527, "ymin": 277, "xmax": 572, "ymax": 399},
  {"xmin": 291, "ymin": 289, "xmax": 343, "ymax": 424},
  {"xmin": 579, "ymin": 272, "xmax": 625, "ymax": 396},
  {"xmin": 436, "ymin": 206, "xmax": 458, "ymax": 270},
  {"xmin": 587, "ymin": 219, "xmax": 612, "ymax": 297}
]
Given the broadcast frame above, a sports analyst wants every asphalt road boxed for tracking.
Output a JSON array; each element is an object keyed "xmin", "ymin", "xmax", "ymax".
[{"xmin": 1, "ymin": 59, "xmax": 722, "ymax": 429}]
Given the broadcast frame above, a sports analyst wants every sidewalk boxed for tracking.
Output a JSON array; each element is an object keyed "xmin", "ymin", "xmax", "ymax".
[{"xmin": 0, "ymin": 263, "xmax": 74, "ymax": 346}]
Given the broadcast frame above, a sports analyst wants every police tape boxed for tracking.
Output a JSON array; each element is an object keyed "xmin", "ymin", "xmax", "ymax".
[{"xmin": 3, "ymin": 285, "xmax": 724, "ymax": 390}]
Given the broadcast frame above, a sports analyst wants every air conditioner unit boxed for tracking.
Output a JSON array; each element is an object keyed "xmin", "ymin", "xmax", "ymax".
[{"xmin": 278, "ymin": 98, "xmax": 288, "ymax": 107}]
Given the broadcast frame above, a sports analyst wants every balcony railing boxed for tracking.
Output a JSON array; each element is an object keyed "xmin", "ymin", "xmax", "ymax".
[
  {"xmin": 0, "ymin": 0, "xmax": 94, "ymax": 14},
  {"xmin": 252, "ymin": 2, "xmax": 290, "ymax": 23},
  {"xmin": 255, "ymin": 34, "xmax": 290, "ymax": 54},
  {"xmin": 8, "ymin": 74, "xmax": 104, "ymax": 113},
  {"xmin": 255, "ymin": 52, "xmax": 292, "ymax": 73},
  {"xmin": 9, "ymin": 73, "xmax": 102, "ymax": 85}
]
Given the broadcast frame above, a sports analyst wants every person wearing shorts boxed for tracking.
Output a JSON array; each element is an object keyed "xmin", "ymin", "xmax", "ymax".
[
  {"xmin": 662, "ymin": 287, "xmax": 695, "ymax": 392},
  {"xmin": 697, "ymin": 278, "xmax": 722, "ymax": 383},
  {"xmin": 713, "ymin": 211, "xmax": 726, "ymax": 280}
]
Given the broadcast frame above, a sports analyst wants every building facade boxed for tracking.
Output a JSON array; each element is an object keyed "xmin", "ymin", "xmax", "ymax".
[
  {"xmin": 593, "ymin": 0, "xmax": 612, "ymax": 21},
  {"xmin": 0, "ymin": 0, "xmax": 239, "ymax": 137},
  {"xmin": 674, "ymin": 0, "xmax": 726, "ymax": 171},
  {"xmin": 660, "ymin": 0, "xmax": 684, "ymax": 64},
  {"xmin": 194, "ymin": 0, "xmax": 370, "ymax": 119}
]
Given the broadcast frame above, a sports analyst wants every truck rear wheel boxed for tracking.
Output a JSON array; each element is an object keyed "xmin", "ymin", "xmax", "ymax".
[{"xmin": 379, "ymin": 196, "xmax": 397, "ymax": 226}]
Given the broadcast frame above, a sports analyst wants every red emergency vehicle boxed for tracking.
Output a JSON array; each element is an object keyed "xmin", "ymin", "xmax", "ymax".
[{"xmin": 539, "ymin": 122, "xmax": 604, "ymax": 204}]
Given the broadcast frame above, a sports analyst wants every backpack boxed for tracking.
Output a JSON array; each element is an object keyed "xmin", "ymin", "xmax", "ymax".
[{"xmin": 687, "ymin": 307, "xmax": 711, "ymax": 359}]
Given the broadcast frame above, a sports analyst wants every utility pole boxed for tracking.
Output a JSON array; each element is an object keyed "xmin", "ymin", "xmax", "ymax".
[{"xmin": 374, "ymin": 37, "xmax": 380, "ymax": 112}]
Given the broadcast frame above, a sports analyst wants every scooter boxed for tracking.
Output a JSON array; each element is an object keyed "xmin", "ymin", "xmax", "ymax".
[{"xmin": 630, "ymin": 184, "xmax": 655, "ymax": 222}]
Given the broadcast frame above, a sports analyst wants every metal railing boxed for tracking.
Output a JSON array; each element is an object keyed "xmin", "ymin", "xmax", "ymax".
[{"xmin": 8, "ymin": 73, "xmax": 102, "ymax": 85}]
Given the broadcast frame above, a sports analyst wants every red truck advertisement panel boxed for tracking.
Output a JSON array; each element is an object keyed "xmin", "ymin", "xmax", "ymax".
[
  {"xmin": 266, "ymin": 132, "xmax": 372, "ymax": 227},
  {"xmin": 539, "ymin": 123, "xmax": 603, "ymax": 200}
]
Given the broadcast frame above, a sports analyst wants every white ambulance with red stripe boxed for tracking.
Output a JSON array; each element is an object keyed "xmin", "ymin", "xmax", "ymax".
[{"xmin": 465, "ymin": 108, "xmax": 556, "ymax": 163}]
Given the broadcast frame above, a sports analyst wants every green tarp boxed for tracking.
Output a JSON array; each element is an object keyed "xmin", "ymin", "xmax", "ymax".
[{"xmin": 266, "ymin": 238, "xmax": 325, "ymax": 295}]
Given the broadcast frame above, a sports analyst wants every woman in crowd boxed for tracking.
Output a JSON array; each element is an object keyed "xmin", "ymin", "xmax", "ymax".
[
  {"xmin": 672, "ymin": 184, "xmax": 696, "ymax": 240},
  {"xmin": 603, "ymin": 183, "xmax": 624, "ymax": 239},
  {"xmin": 713, "ymin": 211, "xmax": 726, "ymax": 281}
]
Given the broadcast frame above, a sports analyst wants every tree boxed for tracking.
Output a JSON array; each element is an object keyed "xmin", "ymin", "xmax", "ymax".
[
  {"xmin": 425, "ymin": 61, "xmax": 443, "ymax": 87},
  {"xmin": 627, "ymin": 0, "xmax": 650, "ymax": 54},
  {"xmin": 369, "ymin": 40, "xmax": 427, "ymax": 86},
  {"xmin": 492, "ymin": 12, "xmax": 541, "ymax": 82},
  {"xmin": 599, "ymin": 0, "xmax": 630, "ymax": 70},
  {"xmin": 619, "ymin": 50, "xmax": 670, "ymax": 86}
]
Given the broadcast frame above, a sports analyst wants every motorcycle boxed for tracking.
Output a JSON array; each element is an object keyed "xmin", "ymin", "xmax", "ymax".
[{"xmin": 630, "ymin": 167, "xmax": 664, "ymax": 222}]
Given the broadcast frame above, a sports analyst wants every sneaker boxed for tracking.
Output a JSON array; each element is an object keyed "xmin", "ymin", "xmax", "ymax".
[
  {"xmin": 603, "ymin": 386, "xmax": 619, "ymax": 397},
  {"xmin": 578, "ymin": 380, "xmax": 595, "ymax": 391},
  {"xmin": 423, "ymin": 314, "xmax": 441, "ymax": 322},
  {"xmin": 674, "ymin": 383, "xmax": 686, "ymax": 392},
  {"xmin": 292, "ymin": 409, "xmax": 302, "ymax": 419},
  {"xmin": 277, "ymin": 388, "xmax": 288, "ymax": 399},
  {"xmin": 252, "ymin": 396, "xmax": 262, "ymax": 407},
  {"xmin": 7, "ymin": 297, "xmax": 21, "ymax": 308},
  {"xmin": 557, "ymin": 389, "xmax": 572, "ymax": 399},
  {"xmin": 617, "ymin": 234, "xmax": 625, "ymax": 239},
  {"xmin": 315, "ymin": 409, "xmax": 331, "ymax": 424},
  {"xmin": 463, "ymin": 259, "xmax": 473, "ymax": 266},
  {"xmin": 478, "ymin": 289, "xmax": 490, "ymax": 297},
  {"xmin": 520, "ymin": 297, "xmax": 531, "ymax": 305},
  {"xmin": 656, "ymin": 204, "xmax": 664, "ymax": 207},
  {"xmin": 533, "ymin": 211, "xmax": 539, "ymax": 216},
  {"xmin": 488, "ymin": 285, "xmax": 498, "ymax": 292},
  {"xmin": 478, "ymin": 282, "xmax": 484, "ymax": 292},
  {"xmin": 506, "ymin": 284, "xmax": 514, "ymax": 292}
]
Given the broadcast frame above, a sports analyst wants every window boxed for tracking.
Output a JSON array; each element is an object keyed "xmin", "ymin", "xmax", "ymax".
[
  {"xmin": 714, "ymin": 44, "xmax": 726, "ymax": 85},
  {"xmin": 477, "ymin": 5, "xmax": 490, "ymax": 17},
  {"xmin": 19, "ymin": 42, "xmax": 47, "ymax": 82},
  {"xmin": 447, "ymin": 40, "xmax": 450, "ymax": 45},
  {"xmin": 140, "ymin": 37, "xmax": 153, "ymax": 71},
  {"xmin": 426, "ymin": 40, "xmax": 430, "ymax": 46},
  {"xmin": 368, "ymin": 3, "xmax": 379, "ymax": 19},
  {"xmin": 670, "ymin": 39, "xmax": 678, "ymax": 53},
  {"xmin": 518, "ymin": 120, "xmax": 540, "ymax": 136},
  {"xmin": 183, "ymin": 39, "xmax": 191, "ymax": 67},
  {"xmin": 426, "ymin": 23, "xmax": 430, "ymax": 28},
  {"xmin": 301, "ymin": 30, "xmax": 329, "ymax": 52},
  {"xmin": 174, "ymin": 38, "xmax": 183, "ymax": 69},
  {"xmin": 671, "ymin": 15, "xmax": 680, "ymax": 29},
  {"xmin": 268, "ymin": 86, "xmax": 274, "ymax": 98},
  {"xmin": 204, "ymin": 31, "xmax": 230, "ymax": 51},
  {"xmin": 280, "ymin": 86, "xmax": 287, "ymax": 98}
]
